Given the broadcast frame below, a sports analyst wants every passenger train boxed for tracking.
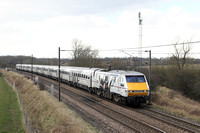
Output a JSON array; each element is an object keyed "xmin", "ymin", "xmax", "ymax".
[{"xmin": 16, "ymin": 64, "xmax": 150, "ymax": 105}]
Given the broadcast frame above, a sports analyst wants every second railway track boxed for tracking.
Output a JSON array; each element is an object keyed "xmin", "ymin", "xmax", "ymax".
[{"xmin": 135, "ymin": 106, "xmax": 200, "ymax": 133}]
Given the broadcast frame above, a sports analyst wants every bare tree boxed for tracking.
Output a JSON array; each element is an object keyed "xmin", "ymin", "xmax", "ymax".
[
  {"xmin": 72, "ymin": 39, "xmax": 83, "ymax": 66},
  {"xmin": 171, "ymin": 40, "xmax": 193, "ymax": 70},
  {"xmin": 71, "ymin": 38, "xmax": 101, "ymax": 67}
]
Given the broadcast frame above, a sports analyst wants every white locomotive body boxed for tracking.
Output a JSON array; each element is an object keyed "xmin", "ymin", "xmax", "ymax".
[{"xmin": 16, "ymin": 64, "xmax": 150, "ymax": 105}]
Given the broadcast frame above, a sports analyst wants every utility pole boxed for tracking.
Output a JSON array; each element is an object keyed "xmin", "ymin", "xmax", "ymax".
[
  {"xmin": 58, "ymin": 47, "xmax": 68, "ymax": 102},
  {"xmin": 138, "ymin": 12, "xmax": 143, "ymax": 71},
  {"xmin": 21, "ymin": 56, "xmax": 22, "ymax": 74},
  {"xmin": 31, "ymin": 54, "xmax": 33, "ymax": 80},
  {"xmin": 149, "ymin": 50, "xmax": 151, "ymax": 88},
  {"xmin": 145, "ymin": 50, "xmax": 152, "ymax": 104},
  {"xmin": 149, "ymin": 50, "xmax": 152, "ymax": 104},
  {"xmin": 58, "ymin": 47, "xmax": 61, "ymax": 102}
]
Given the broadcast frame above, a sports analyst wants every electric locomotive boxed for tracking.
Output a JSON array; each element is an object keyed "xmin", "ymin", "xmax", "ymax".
[{"xmin": 16, "ymin": 64, "xmax": 150, "ymax": 105}]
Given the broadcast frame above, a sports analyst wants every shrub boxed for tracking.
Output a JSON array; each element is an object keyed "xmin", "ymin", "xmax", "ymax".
[{"xmin": 150, "ymin": 65, "xmax": 200, "ymax": 102}]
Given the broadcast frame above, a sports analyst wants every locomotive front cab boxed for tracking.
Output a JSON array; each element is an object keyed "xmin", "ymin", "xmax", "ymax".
[{"xmin": 126, "ymin": 75, "xmax": 149, "ymax": 96}]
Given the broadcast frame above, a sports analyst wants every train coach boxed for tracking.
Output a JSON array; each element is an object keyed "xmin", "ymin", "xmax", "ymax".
[{"xmin": 16, "ymin": 64, "xmax": 150, "ymax": 105}]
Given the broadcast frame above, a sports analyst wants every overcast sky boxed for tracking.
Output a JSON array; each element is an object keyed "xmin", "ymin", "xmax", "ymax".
[{"xmin": 1, "ymin": 0, "xmax": 200, "ymax": 58}]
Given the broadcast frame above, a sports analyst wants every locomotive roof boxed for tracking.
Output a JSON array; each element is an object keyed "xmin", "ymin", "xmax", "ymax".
[
  {"xmin": 107, "ymin": 70, "xmax": 144, "ymax": 75},
  {"xmin": 16, "ymin": 64, "xmax": 144, "ymax": 75}
]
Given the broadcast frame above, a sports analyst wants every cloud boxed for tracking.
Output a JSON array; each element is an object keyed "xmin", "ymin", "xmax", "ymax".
[{"xmin": 0, "ymin": 0, "xmax": 200, "ymax": 58}]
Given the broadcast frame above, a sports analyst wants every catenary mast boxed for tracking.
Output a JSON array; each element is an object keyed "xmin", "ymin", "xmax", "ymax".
[{"xmin": 138, "ymin": 12, "xmax": 143, "ymax": 70}]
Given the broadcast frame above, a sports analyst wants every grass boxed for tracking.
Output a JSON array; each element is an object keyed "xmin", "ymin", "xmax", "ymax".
[
  {"xmin": 1, "ymin": 70, "xmax": 101, "ymax": 133},
  {"xmin": 152, "ymin": 86, "xmax": 200, "ymax": 122},
  {"xmin": 0, "ymin": 74, "xmax": 24, "ymax": 133}
]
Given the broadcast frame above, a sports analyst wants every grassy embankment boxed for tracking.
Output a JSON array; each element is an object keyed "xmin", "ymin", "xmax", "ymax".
[
  {"xmin": 2, "ymin": 70, "xmax": 101, "ymax": 133},
  {"xmin": 152, "ymin": 86, "xmax": 200, "ymax": 122},
  {"xmin": 0, "ymin": 73, "xmax": 24, "ymax": 133}
]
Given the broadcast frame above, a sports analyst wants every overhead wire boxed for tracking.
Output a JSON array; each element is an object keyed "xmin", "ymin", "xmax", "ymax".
[
  {"xmin": 61, "ymin": 41, "xmax": 200, "ymax": 56},
  {"xmin": 98, "ymin": 40, "xmax": 200, "ymax": 51}
]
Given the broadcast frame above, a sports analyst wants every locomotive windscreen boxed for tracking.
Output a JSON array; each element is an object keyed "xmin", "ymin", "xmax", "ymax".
[{"xmin": 126, "ymin": 76, "xmax": 145, "ymax": 83}]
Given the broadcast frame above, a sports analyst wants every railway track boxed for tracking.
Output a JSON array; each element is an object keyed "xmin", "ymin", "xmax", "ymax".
[
  {"xmin": 101, "ymin": 100, "xmax": 200, "ymax": 133},
  {"xmin": 18, "ymin": 71, "xmax": 200, "ymax": 133},
  {"xmin": 40, "ymin": 76, "xmax": 165, "ymax": 133},
  {"xmin": 136, "ymin": 106, "xmax": 200, "ymax": 133}
]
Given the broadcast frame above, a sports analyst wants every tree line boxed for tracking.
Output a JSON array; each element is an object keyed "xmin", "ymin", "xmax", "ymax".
[
  {"xmin": 0, "ymin": 39, "xmax": 200, "ymax": 101},
  {"xmin": 143, "ymin": 40, "xmax": 200, "ymax": 102}
]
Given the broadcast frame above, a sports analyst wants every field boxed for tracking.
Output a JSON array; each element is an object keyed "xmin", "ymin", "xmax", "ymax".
[
  {"xmin": 152, "ymin": 86, "xmax": 200, "ymax": 122},
  {"xmin": 2, "ymin": 68, "xmax": 200, "ymax": 132},
  {"xmin": 2, "ymin": 70, "xmax": 101, "ymax": 133},
  {"xmin": 0, "ymin": 74, "xmax": 24, "ymax": 133}
]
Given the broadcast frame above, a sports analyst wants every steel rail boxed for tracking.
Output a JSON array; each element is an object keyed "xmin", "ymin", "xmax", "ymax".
[
  {"xmin": 39, "ymin": 78, "xmax": 142, "ymax": 132},
  {"xmin": 39, "ymin": 77, "xmax": 165, "ymax": 133},
  {"xmin": 142, "ymin": 107, "xmax": 200, "ymax": 133},
  {"xmin": 129, "ymin": 106, "xmax": 198, "ymax": 133}
]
